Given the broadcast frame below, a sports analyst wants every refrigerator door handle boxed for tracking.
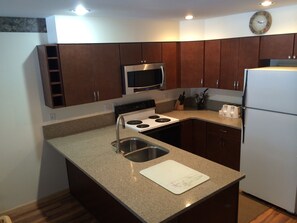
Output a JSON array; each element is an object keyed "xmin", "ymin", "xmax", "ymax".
[
  {"xmin": 242, "ymin": 69, "xmax": 248, "ymax": 108},
  {"xmin": 241, "ymin": 107, "xmax": 245, "ymax": 143},
  {"xmin": 241, "ymin": 69, "xmax": 248, "ymax": 143}
]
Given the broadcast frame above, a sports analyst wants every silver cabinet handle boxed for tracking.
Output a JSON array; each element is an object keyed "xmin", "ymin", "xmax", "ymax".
[
  {"xmin": 97, "ymin": 91, "xmax": 100, "ymax": 101},
  {"xmin": 236, "ymin": 81, "xmax": 239, "ymax": 89},
  {"xmin": 233, "ymin": 81, "xmax": 236, "ymax": 89},
  {"xmin": 93, "ymin": 91, "xmax": 97, "ymax": 101},
  {"xmin": 200, "ymin": 78, "xmax": 204, "ymax": 86},
  {"xmin": 293, "ymin": 55, "xmax": 296, "ymax": 59},
  {"xmin": 288, "ymin": 55, "xmax": 291, "ymax": 59},
  {"xmin": 216, "ymin": 80, "xmax": 219, "ymax": 87}
]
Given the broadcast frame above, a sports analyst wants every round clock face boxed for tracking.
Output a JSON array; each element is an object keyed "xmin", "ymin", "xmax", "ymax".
[{"xmin": 249, "ymin": 11, "xmax": 272, "ymax": 34}]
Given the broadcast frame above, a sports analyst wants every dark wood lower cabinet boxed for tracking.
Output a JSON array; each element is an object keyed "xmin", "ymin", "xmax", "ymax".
[
  {"xmin": 180, "ymin": 119, "xmax": 241, "ymax": 171},
  {"xmin": 66, "ymin": 160, "xmax": 141, "ymax": 223},
  {"xmin": 180, "ymin": 119, "xmax": 194, "ymax": 153},
  {"xmin": 193, "ymin": 119, "xmax": 207, "ymax": 157},
  {"xmin": 178, "ymin": 183, "xmax": 239, "ymax": 223},
  {"xmin": 66, "ymin": 160, "xmax": 239, "ymax": 223},
  {"xmin": 206, "ymin": 123, "xmax": 241, "ymax": 171}
]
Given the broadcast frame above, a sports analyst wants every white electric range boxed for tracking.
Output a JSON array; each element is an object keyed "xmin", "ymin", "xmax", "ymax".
[{"xmin": 114, "ymin": 100, "xmax": 179, "ymax": 133}]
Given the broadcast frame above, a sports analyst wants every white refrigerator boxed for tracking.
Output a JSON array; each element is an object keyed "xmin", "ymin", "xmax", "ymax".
[{"xmin": 241, "ymin": 67, "xmax": 297, "ymax": 214}]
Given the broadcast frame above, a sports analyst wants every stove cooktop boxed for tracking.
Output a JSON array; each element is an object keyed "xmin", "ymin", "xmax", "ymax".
[
  {"xmin": 114, "ymin": 99, "xmax": 179, "ymax": 132},
  {"xmin": 124, "ymin": 109, "xmax": 179, "ymax": 132}
]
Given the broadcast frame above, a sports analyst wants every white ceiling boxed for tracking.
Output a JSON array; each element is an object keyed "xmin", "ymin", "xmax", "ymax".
[{"xmin": 0, "ymin": 0, "xmax": 296, "ymax": 20}]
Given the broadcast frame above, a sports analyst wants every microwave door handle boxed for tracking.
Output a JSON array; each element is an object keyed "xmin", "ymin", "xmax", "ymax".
[
  {"xmin": 134, "ymin": 84, "xmax": 161, "ymax": 90},
  {"xmin": 160, "ymin": 65, "xmax": 165, "ymax": 87}
]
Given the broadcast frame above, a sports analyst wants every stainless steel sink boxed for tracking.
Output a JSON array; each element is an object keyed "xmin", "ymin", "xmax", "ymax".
[
  {"xmin": 111, "ymin": 137, "xmax": 169, "ymax": 162},
  {"xmin": 124, "ymin": 146, "xmax": 169, "ymax": 162},
  {"xmin": 111, "ymin": 137, "xmax": 149, "ymax": 154}
]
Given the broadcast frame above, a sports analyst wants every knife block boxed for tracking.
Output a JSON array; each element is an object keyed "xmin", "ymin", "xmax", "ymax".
[{"xmin": 175, "ymin": 100, "xmax": 184, "ymax": 110}]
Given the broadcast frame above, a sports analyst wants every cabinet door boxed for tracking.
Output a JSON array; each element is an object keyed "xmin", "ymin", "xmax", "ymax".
[
  {"xmin": 119, "ymin": 43, "xmax": 142, "ymax": 65},
  {"xmin": 193, "ymin": 120, "xmax": 207, "ymax": 157},
  {"xmin": 178, "ymin": 183, "xmax": 239, "ymax": 223},
  {"xmin": 180, "ymin": 41, "xmax": 204, "ymax": 87},
  {"xmin": 204, "ymin": 40, "xmax": 221, "ymax": 88},
  {"xmin": 206, "ymin": 123, "xmax": 241, "ymax": 171},
  {"xmin": 260, "ymin": 34, "xmax": 295, "ymax": 59},
  {"xmin": 93, "ymin": 44, "xmax": 122, "ymax": 101},
  {"xmin": 59, "ymin": 44, "xmax": 95, "ymax": 106},
  {"xmin": 180, "ymin": 119, "xmax": 194, "ymax": 153},
  {"xmin": 141, "ymin": 42, "xmax": 162, "ymax": 63},
  {"xmin": 237, "ymin": 37, "xmax": 260, "ymax": 91},
  {"xmin": 220, "ymin": 38, "xmax": 239, "ymax": 90},
  {"xmin": 162, "ymin": 42, "xmax": 180, "ymax": 89}
]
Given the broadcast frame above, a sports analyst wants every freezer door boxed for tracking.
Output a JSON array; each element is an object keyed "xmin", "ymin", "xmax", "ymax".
[
  {"xmin": 244, "ymin": 68, "xmax": 297, "ymax": 115},
  {"xmin": 240, "ymin": 108, "xmax": 297, "ymax": 213}
]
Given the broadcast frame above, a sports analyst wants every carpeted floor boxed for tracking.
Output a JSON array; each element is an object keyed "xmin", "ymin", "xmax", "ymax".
[{"xmin": 238, "ymin": 192, "xmax": 270, "ymax": 223}]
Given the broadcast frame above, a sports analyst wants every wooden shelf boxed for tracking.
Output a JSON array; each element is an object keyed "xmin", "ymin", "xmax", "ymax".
[{"xmin": 37, "ymin": 44, "xmax": 65, "ymax": 108}]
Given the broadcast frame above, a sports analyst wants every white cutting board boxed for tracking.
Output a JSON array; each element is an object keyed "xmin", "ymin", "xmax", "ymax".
[{"xmin": 140, "ymin": 160, "xmax": 210, "ymax": 195}]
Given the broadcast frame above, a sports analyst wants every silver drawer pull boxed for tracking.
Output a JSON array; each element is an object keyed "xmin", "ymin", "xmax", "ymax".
[
  {"xmin": 93, "ymin": 91, "xmax": 97, "ymax": 101},
  {"xmin": 97, "ymin": 91, "xmax": 100, "ymax": 101}
]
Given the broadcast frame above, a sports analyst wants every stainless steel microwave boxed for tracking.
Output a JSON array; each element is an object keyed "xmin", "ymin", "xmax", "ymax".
[{"xmin": 122, "ymin": 63, "xmax": 165, "ymax": 95}]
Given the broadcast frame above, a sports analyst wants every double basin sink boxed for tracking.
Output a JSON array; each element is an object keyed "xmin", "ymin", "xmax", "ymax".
[{"xmin": 111, "ymin": 137, "xmax": 169, "ymax": 162}]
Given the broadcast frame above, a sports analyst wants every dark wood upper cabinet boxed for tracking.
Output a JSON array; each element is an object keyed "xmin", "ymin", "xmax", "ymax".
[
  {"xmin": 92, "ymin": 44, "xmax": 122, "ymax": 101},
  {"xmin": 162, "ymin": 42, "xmax": 180, "ymax": 89},
  {"xmin": 59, "ymin": 44, "xmax": 95, "ymax": 106},
  {"xmin": 204, "ymin": 40, "xmax": 221, "ymax": 88},
  {"xmin": 119, "ymin": 42, "xmax": 162, "ymax": 65},
  {"xmin": 141, "ymin": 42, "xmax": 162, "ymax": 63},
  {"xmin": 220, "ymin": 38, "xmax": 239, "ymax": 90},
  {"xmin": 180, "ymin": 41, "xmax": 204, "ymax": 88},
  {"xmin": 259, "ymin": 34, "xmax": 295, "ymax": 59},
  {"xmin": 38, "ymin": 44, "xmax": 122, "ymax": 108},
  {"xmin": 119, "ymin": 43, "xmax": 142, "ymax": 65},
  {"xmin": 219, "ymin": 37, "xmax": 259, "ymax": 91},
  {"xmin": 237, "ymin": 37, "xmax": 260, "ymax": 91}
]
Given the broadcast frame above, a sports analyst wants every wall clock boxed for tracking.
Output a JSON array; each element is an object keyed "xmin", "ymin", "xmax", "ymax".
[{"xmin": 249, "ymin": 11, "xmax": 272, "ymax": 34}]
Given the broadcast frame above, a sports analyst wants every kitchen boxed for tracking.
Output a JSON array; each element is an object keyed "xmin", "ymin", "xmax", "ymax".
[{"xmin": 0, "ymin": 1, "xmax": 297, "ymax": 222}]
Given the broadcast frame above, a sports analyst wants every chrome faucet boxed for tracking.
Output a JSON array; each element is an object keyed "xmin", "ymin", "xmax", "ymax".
[{"xmin": 116, "ymin": 114, "xmax": 125, "ymax": 153}]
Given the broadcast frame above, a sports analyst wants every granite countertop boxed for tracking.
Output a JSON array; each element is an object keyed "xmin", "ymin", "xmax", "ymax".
[
  {"xmin": 163, "ymin": 109, "xmax": 242, "ymax": 129},
  {"xmin": 47, "ymin": 110, "xmax": 244, "ymax": 222}
]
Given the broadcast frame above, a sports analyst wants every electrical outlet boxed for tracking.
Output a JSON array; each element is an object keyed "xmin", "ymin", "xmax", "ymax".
[
  {"xmin": 50, "ymin": 113, "xmax": 56, "ymax": 120},
  {"xmin": 104, "ymin": 104, "xmax": 112, "ymax": 111}
]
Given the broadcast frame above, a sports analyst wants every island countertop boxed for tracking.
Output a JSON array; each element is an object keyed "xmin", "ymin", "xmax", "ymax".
[{"xmin": 47, "ymin": 110, "xmax": 244, "ymax": 223}]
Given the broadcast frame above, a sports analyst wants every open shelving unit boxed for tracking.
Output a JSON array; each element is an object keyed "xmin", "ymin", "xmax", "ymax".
[{"xmin": 37, "ymin": 45, "xmax": 65, "ymax": 108}]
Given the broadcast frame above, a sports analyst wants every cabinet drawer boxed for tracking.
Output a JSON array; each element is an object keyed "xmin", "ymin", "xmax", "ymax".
[{"xmin": 207, "ymin": 123, "xmax": 241, "ymax": 140}]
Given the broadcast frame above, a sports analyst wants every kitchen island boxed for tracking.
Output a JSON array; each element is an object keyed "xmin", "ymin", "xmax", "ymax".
[{"xmin": 47, "ymin": 111, "xmax": 244, "ymax": 222}]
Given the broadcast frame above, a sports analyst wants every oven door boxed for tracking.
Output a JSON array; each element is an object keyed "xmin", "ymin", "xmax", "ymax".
[{"xmin": 142, "ymin": 123, "xmax": 181, "ymax": 147}]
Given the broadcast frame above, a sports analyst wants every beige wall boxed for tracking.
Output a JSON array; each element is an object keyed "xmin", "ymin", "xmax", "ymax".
[
  {"xmin": 46, "ymin": 15, "xmax": 180, "ymax": 43},
  {"xmin": 180, "ymin": 4, "xmax": 297, "ymax": 40}
]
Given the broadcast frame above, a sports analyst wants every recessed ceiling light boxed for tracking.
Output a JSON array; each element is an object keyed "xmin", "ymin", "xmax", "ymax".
[
  {"xmin": 260, "ymin": 0, "xmax": 274, "ymax": 7},
  {"xmin": 185, "ymin": 15, "xmax": 194, "ymax": 20},
  {"xmin": 71, "ymin": 4, "xmax": 90, "ymax": 16}
]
